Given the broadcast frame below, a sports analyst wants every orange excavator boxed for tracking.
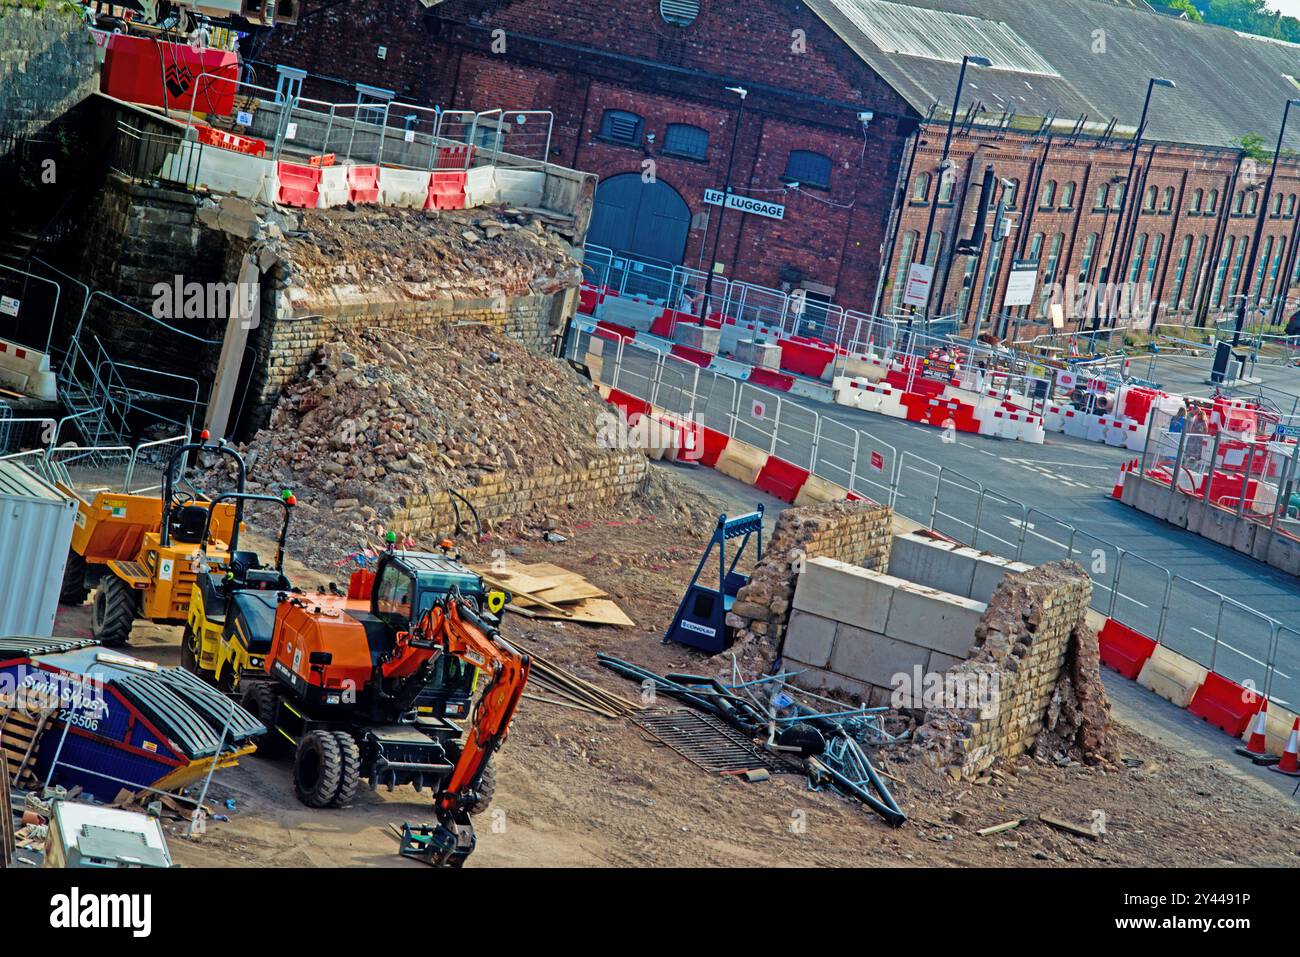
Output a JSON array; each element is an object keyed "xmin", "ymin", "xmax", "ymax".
[{"xmin": 238, "ymin": 546, "xmax": 530, "ymax": 867}]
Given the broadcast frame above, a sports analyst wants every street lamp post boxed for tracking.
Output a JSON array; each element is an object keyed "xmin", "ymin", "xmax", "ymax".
[
  {"xmin": 1232, "ymin": 98, "xmax": 1300, "ymax": 347},
  {"xmin": 702, "ymin": 85, "xmax": 748, "ymax": 323},
  {"xmin": 1098, "ymin": 77, "xmax": 1175, "ymax": 340},
  {"xmin": 914, "ymin": 54, "xmax": 992, "ymax": 333}
]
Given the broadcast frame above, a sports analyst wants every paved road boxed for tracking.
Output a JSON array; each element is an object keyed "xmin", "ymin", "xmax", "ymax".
[{"xmin": 607, "ymin": 339, "xmax": 1300, "ymax": 705}]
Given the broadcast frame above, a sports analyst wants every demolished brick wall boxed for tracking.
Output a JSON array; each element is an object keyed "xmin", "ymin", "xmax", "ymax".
[
  {"xmin": 206, "ymin": 325, "xmax": 646, "ymax": 568},
  {"xmin": 912, "ymin": 561, "xmax": 1118, "ymax": 782},
  {"xmin": 727, "ymin": 500, "xmax": 893, "ymax": 671}
]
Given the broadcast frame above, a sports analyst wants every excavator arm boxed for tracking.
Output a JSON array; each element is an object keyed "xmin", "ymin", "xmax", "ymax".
[{"xmin": 389, "ymin": 588, "xmax": 530, "ymax": 865}]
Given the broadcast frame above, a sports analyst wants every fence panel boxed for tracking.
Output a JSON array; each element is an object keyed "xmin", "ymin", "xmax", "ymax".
[
  {"xmin": 1018, "ymin": 508, "xmax": 1076, "ymax": 566},
  {"xmin": 1160, "ymin": 576, "xmax": 1225, "ymax": 667},
  {"xmin": 1108, "ymin": 552, "xmax": 1169, "ymax": 642},
  {"xmin": 1212, "ymin": 602, "xmax": 1276, "ymax": 695},
  {"xmin": 851, "ymin": 431, "xmax": 898, "ymax": 505},
  {"xmin": 969, "ymin": 487, "xmax": 1027, "ymax": 556},
  {"xmin": 1063, "ymin": 530, "xmax": 1123, "ymax": 618},
  {"xmin": 930, "ymin": 469, "xmax": 983, "ymax": 546},
  {"xmin": 733, "ymin": 382, "xmax": 779, "ymax": 454}
]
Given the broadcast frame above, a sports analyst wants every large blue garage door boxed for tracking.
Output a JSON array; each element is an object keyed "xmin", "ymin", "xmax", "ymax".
[{"xmin": 588, "ymin": 173, "xmax": 692, "ymax": 269}]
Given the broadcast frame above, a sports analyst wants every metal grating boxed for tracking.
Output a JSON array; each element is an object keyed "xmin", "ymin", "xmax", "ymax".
[
  {"xmin": 660, "ymin": 0, "xmax": 700, "ymax": 27},
  {"xmin": 830, "ymin": 0, "xmax": 1060, "ymax": 77},
  {"xmin": 634, "ymin": 709, "xmax": 797, "ymax": 774}
]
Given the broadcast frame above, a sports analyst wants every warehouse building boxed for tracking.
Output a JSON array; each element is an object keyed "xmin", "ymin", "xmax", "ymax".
[{"xmin": 262, "ymin": 0, "xmax": 1300, "ymax": 335}]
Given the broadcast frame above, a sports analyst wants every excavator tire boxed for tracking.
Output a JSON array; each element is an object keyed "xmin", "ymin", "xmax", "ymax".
[
  {"xmin": 294, "ymin": 730, "xmax": 343, "ymax": 809},
  {"xmin": 467, "ymin": 757, "xmax": 496, "ymax": 816},
  {"xmin": 331, "ymin": 731, "xmax": 362, "ymax": 808},
  {"xmin": 243, "ymin": 682, "xmax": 289, "ymax": 758},
  {"xmin": 60, "ymin": 551, "xmax": 90, "ymax": 605},
  {"xmin": 91, "ymin": 577, "xmax": 137, "ymax": 647}
]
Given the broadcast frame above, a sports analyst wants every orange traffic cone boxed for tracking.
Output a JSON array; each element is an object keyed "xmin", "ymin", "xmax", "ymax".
[
  {"xmin": 1111, "ymin": 460, "xmax": 1129, "ymax": 499},
  {"xmin": 1235, "ymin": 699, "xmax": 1276, "ymax": 762},
  {"xmin": 1270, "ymin": 718, "xmax": 1300, "ymax": 776}
]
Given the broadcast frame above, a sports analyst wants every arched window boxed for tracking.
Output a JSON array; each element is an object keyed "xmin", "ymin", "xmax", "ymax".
[
  {"xmin": 937, "ymin": 171, "xmax": 956, "ymax": 204},
  {"xmin": 1060, "ymin": 181, "xmax": 1076, "ymax": 209},
  {"xmin": 1094, "ymin": 183, "xmax": 1109, "ymax": 210},
  {"xmin": 1128, "ymin": 233, "xmax": 1148, "ymax": 283},
  {"xmin": 1039, "ymin": 180, "xmax": 1057, "ymax": 209},
  {"xmin": 1143, "ymin": 185, "xmax": 1158, "ymax": 212},
  {"xmin": 598, "ymin": 110, "xmax": 644, "ymax": 146},
  {"xmin": 1207, "ymin": 189, "xmax": 1219, "ymax": 213},
  {"xmin": 1289, "ymin": 194, "xmax": 1297, "ymax": 217},
  {"xmin": 910, "ymin": 171, "xmax": 932, "ymax": 203},
  {"xmin": 890, "ymin": 231, "xmax": 918, "ymax": 312},
  {"xmin": 1232, "ymin": 191, "xmax": 1245, "ymax": 215},
  {"xmin": 663, "ymin": 123, "xmax": 709, "ymax": 160},
  {"xmin": 1078, "ymin": 232, "xmax": 1099, "ymax": 282},
  {"xmin": 1247, "ymin": 192, "xmax": 1259, "ymax": 216},
  {"xmin": 1161, "ymin": 186, "xmax": 1175, "ymax": 212},
  {"xmin": 660, "ymin": 0, "xmax": 700, "ymax": 26},
  {"xmin": 1169, "ymin": 235, "xmax": 1193, "ymax": 309},
  {"xmin": 1190, "ymin": 188, "xmax": 1203, "ymax": 213},
  {"xmin": 1040, "ymin": 233, "xmax": 1065, "ymax": 317},
  {"xmin": 1002, "ymin": 178, "xmax": 1020, "ymax": 208},
  {"xmin": 784, "ymin": 150, "xmax": 832, "ymax": 190},
  {"xmin": 1273, "ymin": 192, "xmax": 1285, "ymax": 217},
  {"xmin": 1185, "ymin": 235, "xmax": 1209, "ymax": 310},
  {"xmin": 1111, "ymin": 182, "xmax": 1125, "ymax": 209}
]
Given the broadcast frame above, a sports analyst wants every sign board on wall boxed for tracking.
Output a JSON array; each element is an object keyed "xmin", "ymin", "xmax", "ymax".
[
  {"xmin": 1004, "ymin": 260, "xmax": 1039, "ymax": 307},
  {"xmin": 703, "ymin": 189, "xmax": 786, "ymax": 220},
  {"xmin": 0, "ymin": 296, "xmax": 19, "ymax": 317},
  {"xmin": 902, "ymin": 263, "xmax": 933, "ymax": 309}
]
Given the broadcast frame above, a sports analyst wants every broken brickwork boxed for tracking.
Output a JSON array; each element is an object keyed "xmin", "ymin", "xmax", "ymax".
[{"xmin": 912, "ymin": 561, "xmax": 1118, "ymax": 782}]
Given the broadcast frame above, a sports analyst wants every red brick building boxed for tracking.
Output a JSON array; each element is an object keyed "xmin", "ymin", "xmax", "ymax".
[{"xmin": 261, "ymin": 0, "xmax": 1300, "ymax": 333}]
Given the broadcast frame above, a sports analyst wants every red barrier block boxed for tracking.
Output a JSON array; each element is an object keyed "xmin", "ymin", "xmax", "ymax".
[
  {"xmin": 595, "ymin": 320, "xmax": 636, "ymax": 342},
  {"xmin": 1097, "ymin": 619, "xmax": 1157, "ymax": 680},
  {"xmin": 755, "ymin": 457, "xmax": 811, "ymax": 503},
  {"xmin": 748, "ymin": 367, "xmax": 794, "ymax": 392},
  {"xmin": 578, "ymin": 287, "xmax": 600, "ymax": 315},
  {"xmin": 196, "ymin": 124, "xmax": 266, "ymax": 156},
  {"xmin": 347, "ymin": 164, "xmax": 380, "ymax": 204},
  {"xmin": 778, "ymin": 339, "xmax": 835, "ymax": 378},
  {"xmin": 1188, "ymin": 672, "xmax": 1262, "ymax": 738},
  {"xmin": 670, "ymin": 344, "xmax": 713, "ymax": 368},
  {"xmin": 277, "ymin": 161, "xmax": 322, "ymax": 208},
  {"xmin": 606, "ymin": 389, "xmax": 650, "ymax": 421},
  {"xmin": 649, "ymin": 309, "xmax": 677, "ymax": 339},
  {"xmin": 699, "ymin": 427, "xmax": 729, "ymax": 468},
  {"xmin": 426, "ymin": 170, "xmax": 468, "ymax": 210}
]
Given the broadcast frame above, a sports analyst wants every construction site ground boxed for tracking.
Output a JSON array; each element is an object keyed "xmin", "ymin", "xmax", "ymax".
[{"xmin": 53, "ymin": 462, "xmax": 1298, "ymax": 868}]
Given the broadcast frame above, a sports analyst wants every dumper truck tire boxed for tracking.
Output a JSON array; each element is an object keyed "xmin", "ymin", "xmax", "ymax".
[
  {"xmin": 242, "ymin": 682, "xmax": 289, "ymax": 758},
  {"xmin": 294, "ymin": 730, "xmax": 343, "ymax": 809},
  {"xmin": 181, "ymin": 626, "xmax": 201, "ymax": 676},
  {"xmin": 91, "ymin": 576, "xmax": 136, "ymax": 647},
  {"xmin": 60, "ymin": 551, "xmax": 90, "ymax": 606},
  {"xmin": 467, "ymin": 757, "xmax": 496, "ymax": 816},
  {"xmin": 331, "ymin": 731, "xmax": 361, "ymax": 808}
]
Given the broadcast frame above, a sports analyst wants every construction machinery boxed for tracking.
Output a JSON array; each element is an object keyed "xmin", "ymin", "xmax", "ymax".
[
  {"xmin": 183, "ymin": 490, "xmax": 294, "ymax": 690},
  {"xmin": 89, "ymin": 433, "xmax": 247, "ymax": 647},
  {"xmin": 53, "ymin": 435, "xmax": 239, "ymax": 608},
  {"xmin": 237, "ymin": 546, "xmax": 528, "ymax": 867}
]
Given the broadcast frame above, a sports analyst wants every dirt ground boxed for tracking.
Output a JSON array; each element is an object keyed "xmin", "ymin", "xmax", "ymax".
[{"xmin": 57, "ymin": 463, "xmax": 1300, "ymax": 868}]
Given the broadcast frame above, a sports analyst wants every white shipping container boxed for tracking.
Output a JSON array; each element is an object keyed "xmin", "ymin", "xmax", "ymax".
[{"xmin": 0, "ymin": 460, "xmax": 77, "ymax": 637}]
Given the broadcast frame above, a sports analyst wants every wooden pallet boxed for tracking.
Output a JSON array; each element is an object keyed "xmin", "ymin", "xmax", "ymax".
[
  {"xmin": 0, "ymin": 703, "xmax": 55, "ymax": 791},
  {"xmin": 0, "ymin": 734, "xmax": 12, "ymax": 868}
]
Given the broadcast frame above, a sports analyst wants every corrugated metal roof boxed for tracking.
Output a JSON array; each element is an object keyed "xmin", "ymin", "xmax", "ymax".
[
  {"xmin": 807, "ymin": 0, "xmax": 1300, "ymax": 151},
  {"xmin": 829, "ymin": 0, "xmax": 1059, "ymax": 76},
  {"xmin": 0, "ymin": 460, "xmax": 71, "ymax": 505}
]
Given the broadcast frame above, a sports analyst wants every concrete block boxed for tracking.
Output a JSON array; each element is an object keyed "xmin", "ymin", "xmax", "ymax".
[
  {"xmin": 1135, "ymin": 644, "xmax": 1207, "ymax": 708},
  {"xmin": 829, "ymin": 624, "xmax": 928, "ymax": 689},
  {"xmin": 792, "ymin": 557, "xmax": 904, "ymax": 633},
  {"xmin": 783, "ymin": 610, "xmax": 836, "ymax": 668},
  {"xmin": 884, "ymin": 582, "xmax": 984, "ymax": 658},
  {"xmin": 927, "ymin": 650, "xmax": 966, "ymax": 674},
  {"xmin": 673, "ymin": 322, "xmax": 720, "ymax": 354},
  {"xmin": 887, "ymin": 532, "xmax": 976, "ymax": 597},
  {"xmin": 786, "ymin": 661, "xmax": 874, "ymax": 703},
  {"xmin": 734, "ymin": 338, "xmax": 782, "ymax": 369},
  {"xmin": 969, "ymin": 557, "xmax": 1031, "ymax": 604}
]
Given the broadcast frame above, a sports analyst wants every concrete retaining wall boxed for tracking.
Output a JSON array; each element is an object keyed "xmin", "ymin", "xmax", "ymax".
[{"xmin": 887, "ymin": 531, "xmax": 1031, "ymax": 604}]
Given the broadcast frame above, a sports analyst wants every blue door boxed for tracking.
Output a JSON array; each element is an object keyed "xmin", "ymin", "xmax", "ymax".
[{"xmin": 589, "ymin": 173, "xmax": 692, "ymax": 267}]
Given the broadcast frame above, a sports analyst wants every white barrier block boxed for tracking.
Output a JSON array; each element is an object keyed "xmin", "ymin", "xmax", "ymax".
[
  {"xmin": 1021, "ymin": 415, "xmax": 1046, "ymax": 445},
  {"xmin": 1104, "ymin": 417, "xmax": 1128, "ymax": 447},
  {"xmin": 1062, "ymin": 407, "xmax": 1090, "ymax": 439},
  {"xmin": 317, "ymin": 165, "xmax": 350, "ymax": 208},
  {"xmin": 1042, "ymin": 403, "xmax": 1065, "ymax": 432},
  {"xmin": 1123, "ymin": 421, "xmax": 1149, "ymax": 452},
  {"xmin": 182, "ymin": 149, "xmax": 278, "ymax": 204},
  {"xmin": 1086, "ymin": 414, "xmax": 1108, "ymax": 443},
  {"xmin": 465, "ymin": 166, "xmax": 498, "ymax": 207},
  {"xmin": 494, "ymin": 168, "xmax": 545, "ymax": 206},
  {"xmin": 379, "ymin": 168, "xmax": 432, "ymax": 208}
]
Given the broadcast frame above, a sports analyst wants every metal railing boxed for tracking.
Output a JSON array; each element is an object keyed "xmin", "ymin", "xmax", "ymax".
[{"xmin": 565, "ymin": 314, "xmax": 1293, "ymax": 703}]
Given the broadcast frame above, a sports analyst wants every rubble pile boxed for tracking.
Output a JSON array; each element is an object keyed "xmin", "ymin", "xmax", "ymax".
[
  {"xmin": 278, "ymin": 205, "xmax": 584, "ymax": 306},
  {"xmin": 205, "ymin": 324, "xmax": 628, "ymax": 567}
]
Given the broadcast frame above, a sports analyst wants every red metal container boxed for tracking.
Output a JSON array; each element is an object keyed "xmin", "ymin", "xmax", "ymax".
[{"xmin": 100, "ymin": 33, "xmax": 238, "ymax": 116}]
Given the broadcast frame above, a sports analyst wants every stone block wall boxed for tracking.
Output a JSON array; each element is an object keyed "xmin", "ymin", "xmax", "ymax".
[
  {"xmin": 783, "ymin": 557, "xmax": 986, "ymax": 707},
  {"xmin": 726, "ymin": 499, "xmax": 893, "ymax": 669},
  {"xmin": 385, "ymin": 452, "xmax": 646, "ymax": 538},
  {"xmin": 248, "ymin": 285, "xmax": 564, "ymax": 430},
  {"xmin": 0, "ymin": 3, "xmax": 96, "ymax": 137},
  {"xmin": 912, "ymin": 561, "xmax": 1112, "ymax": 782},
  {"xmin": 888, "ymin": 531, "xmax": 1032, "ymax": 604}
]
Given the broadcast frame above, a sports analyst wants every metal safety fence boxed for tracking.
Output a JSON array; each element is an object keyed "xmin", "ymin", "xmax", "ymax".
[{"xmin": 565, "ymin": 314, "xmax": 1294, "ymax": 703}]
